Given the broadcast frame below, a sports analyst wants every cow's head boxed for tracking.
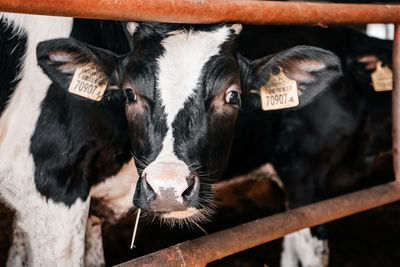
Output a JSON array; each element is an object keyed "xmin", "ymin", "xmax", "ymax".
[
  {"xmin": 35, "ymin": 38, "xmax": 133, "ymax": 204},
  {"xmin": 121, "ymin": 22, "xmax": 342, "ymax": 225},
  {"xmin": 36, "ymin": 23, "xmax": 342, "ymax": 225}
]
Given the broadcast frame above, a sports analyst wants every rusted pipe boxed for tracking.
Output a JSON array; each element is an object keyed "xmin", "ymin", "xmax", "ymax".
[
  {"xmin": 1, "ymin": 1, "xmax": 400, "ymax": 25},
  {"xmin": 393, "ymin": 25, "xmax": 400, "ymax": 181},
  {"xmin": 115, "ymin": 182, "xmax": 400, "ymax": 267}
]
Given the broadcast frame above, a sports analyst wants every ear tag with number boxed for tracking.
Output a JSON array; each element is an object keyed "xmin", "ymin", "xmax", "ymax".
[
  {"xmin": 371, "ymin": 61, "xmax": 393, "ymax": 92},
  {"xmin": 260, "ymin": 67, "xmax": 299, "ymax": 111},
  {"xmin": 68, "ymin": 62, "xmax": 108, "ymax": 101}
]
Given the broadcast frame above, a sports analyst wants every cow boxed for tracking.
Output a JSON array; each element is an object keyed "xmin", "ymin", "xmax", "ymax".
[
  {"xmin": 0, "ymin": 13, "xmax": 136, "ymax": 266},
  {"xmin": 223, "ymin": 25, "xmax": 393, "ymax": 267},
  {"xmin": 37, "ymin": 22, "xmax": 342, "ymax": 267}
]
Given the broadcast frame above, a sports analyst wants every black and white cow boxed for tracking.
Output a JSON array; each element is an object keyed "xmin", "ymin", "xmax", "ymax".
[
  {"xmin": 224, "ymin": 25, "xmax": 393, "ymax": 267},
  {"xmin": 0, "ymin": 13, "xmax": 135, "ymax": 266},
  {"xmin": 38, "ymin": 21, "xmax": 342, "ymax": 244},
  {"xmin": 120, "ymin": 23, "xmax": 342, "ymax": 226}
]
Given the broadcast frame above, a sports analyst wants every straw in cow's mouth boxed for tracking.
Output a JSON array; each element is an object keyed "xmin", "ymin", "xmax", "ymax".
[{"xmin": 130, "ymin": 208, "xmax": 141, "ymax": 249}]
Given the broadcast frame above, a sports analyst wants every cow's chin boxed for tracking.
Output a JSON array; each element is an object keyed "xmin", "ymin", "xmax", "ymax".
[
  {"xmin": 161, "ymin": 208, "xmax": 200, "ymax": 219},
  {"xmin": 151, "ymin": 207, "xmax": 214, "ymax": 228}
]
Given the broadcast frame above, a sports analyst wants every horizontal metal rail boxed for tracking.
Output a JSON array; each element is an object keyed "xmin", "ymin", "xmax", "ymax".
[
  {"xmin": 116, "ymin": 182, "xmax": 400, "ymax": 267},
  {"xmin": 0, "ymin": 1, "xmax": 399, "ymax": 25}
]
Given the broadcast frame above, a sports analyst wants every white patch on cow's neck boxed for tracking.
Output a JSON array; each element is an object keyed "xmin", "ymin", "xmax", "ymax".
[
  {"xmin": 154, "ymin": 26, "xmax": 231, "ymax": 164},
  {"xmin": 0, "ymin": 14, "xmax": 73, "ymax": 159},
  {"xmin": 0, "ymin": 14, "xmax": 83, "ymax": 265},
  {"xmin": 90, "ymin": 159, "xmax": 138, "ymax": 219}
]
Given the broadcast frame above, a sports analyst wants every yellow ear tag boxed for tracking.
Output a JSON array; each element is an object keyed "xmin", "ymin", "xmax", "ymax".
[
  {"xmin": 371, "ymin": 61, "xmax": 393, "ymax": 92},
  {"xmin": 68, "ymin": 62, "xmax": 108, "ymax": 101},
  {"xmin": 260, "ymin": 67, "xmax": 299, "ymax": 111}
]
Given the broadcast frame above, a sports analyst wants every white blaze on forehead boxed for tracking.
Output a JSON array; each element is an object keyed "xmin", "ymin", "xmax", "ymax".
[
  {"xmin": 143, "ymin": 26, "xmax": 232, "ymax": 201},
  {"xmin": 153, "ymin": 26, "xmax": 231, "ymax": 164},
  {"xmin": 157, "ymin": 26, "xmax": 232, "ymax": 126}
]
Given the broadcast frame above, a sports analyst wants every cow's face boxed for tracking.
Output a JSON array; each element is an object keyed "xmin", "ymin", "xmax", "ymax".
[
  {"xmin": 122, "ymin": 22, "xmax": 342, "ymax": 225},
  {"xmin": 37, "ymin": 25, "xmax": 342, "ymax": 226},
  {"xmin": 122, "ymin": 23, "xmax": 243, "ymax": 223}
]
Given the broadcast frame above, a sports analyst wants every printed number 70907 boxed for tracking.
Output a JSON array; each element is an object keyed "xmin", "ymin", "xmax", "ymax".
[
  {"xmin": 265, "ymin": 93, "xmax": 294, "ymax": 106},
  {"xmin": 74, "ymin": 79, "xmax": 98, "ymax": 95}
]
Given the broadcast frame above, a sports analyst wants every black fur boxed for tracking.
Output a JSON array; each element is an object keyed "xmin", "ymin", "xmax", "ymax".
[
  {"xmin": 0, "ymin": 17, "xmax": 27, "ymax": 115},
  {"xmin": 71, "ymin": 19, "xmax": 131, "ymax": 55},
  {"xmin": 31, "ymin": 83, "xmax": 129, "ymax": 205},
  {"xmin": 121, "ymin": 32, "xmax": 168, "ymax": 173},
  {"xmin": 224, "ymin": 26, "xmax": 393, "ymax": 252},
  {"xmin": 31, "ymin": 21, "xmax": 131, "ymax": 206},
  {"xmin": 225, "ymin": 25, "xmax": 393, "ymax": 201}
]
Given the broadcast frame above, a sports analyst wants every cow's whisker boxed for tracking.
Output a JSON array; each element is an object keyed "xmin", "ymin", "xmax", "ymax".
[{"xmin": 193, "ymin": 221, "xmax": 208, "ymax": 235}]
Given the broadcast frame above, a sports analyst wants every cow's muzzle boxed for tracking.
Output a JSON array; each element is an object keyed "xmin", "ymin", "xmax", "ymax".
[{"xmin": 133, "ymin": 162, "xmax": 200, "ymax": 216}]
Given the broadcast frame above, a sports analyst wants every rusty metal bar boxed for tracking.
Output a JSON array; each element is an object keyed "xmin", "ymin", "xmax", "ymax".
[
  {"xmin": 394, "ymin": 24, "xmax": 400, "ymax": 181},
  {"xmin": 1, "ymin": 1, "xmax": 400, "ymax": 25},
  {"xmin": 116, "ymin": 182, "xmax": 400, "ymax": 267}
]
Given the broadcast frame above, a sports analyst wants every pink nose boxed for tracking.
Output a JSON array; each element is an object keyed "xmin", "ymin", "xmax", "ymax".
[{"xmin": 134, "ymin": 162, "xmax": 200, "ymax": 212}]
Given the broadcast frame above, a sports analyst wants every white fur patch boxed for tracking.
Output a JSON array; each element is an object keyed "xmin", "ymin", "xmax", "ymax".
[
  {"xmin": 281, "ymin": 228, "xmax": 329, "ymax": 267},
  {"xmin": 157, "ymin": 26, "xmax": 231, "ymax": 127},
  {"xmin": 126, "ymin": 22, "xmax": 138, "ymax": 36},
  {"xmin": 85, "ymin": 216, "xmax": 105, "ymax": 267},
  {"xmin": 143, "ymin": 26, "xmax": 232, "ymax": 194},
  {"xmin": 0, "ymin": 14, "xmax": 73, "ymax": 165},
  {"xmin": 90, "ymin": 159, "xmax": 138, "ymax": 219},
  {"xmin": 6, "ymin": 223, "xmax": 31, "ymax": 267}
]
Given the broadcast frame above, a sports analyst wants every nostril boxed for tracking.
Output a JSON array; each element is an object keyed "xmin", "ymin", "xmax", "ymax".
[
  {"xmin": 133, "ymin": 174, "xmax": 157, "ymax": 209},
  {"xmin": 182, "ymin": 174, "xmax": 200, "ymax": 202},
  {"xmin": 182, "ymin": 183, "xmax": 195, "ymax": 199},
  {"xmin": 142, "ymin": 176, "xmax": 156, "ymax": 202}
]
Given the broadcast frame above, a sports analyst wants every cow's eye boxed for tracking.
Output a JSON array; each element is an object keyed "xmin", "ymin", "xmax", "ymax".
[
  {"xmin": 124, "ymin": 88, "xmax": 137, "ymax": 103},
  {"xmin": 225, "ymin": 88, "xmax": 241, "ymax": 106}
]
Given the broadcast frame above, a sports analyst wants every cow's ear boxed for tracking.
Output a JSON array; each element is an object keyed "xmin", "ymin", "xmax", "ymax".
[
  {"xmin": 122, "ymin": 21, "xmax": 137, "ymax": 49},
  {"xmin": 241, "ymin": 45, "xmax": 342, "ymax": 110},
  {"xmin": 37, "ymin": 38, "xmax": 118, "ymax": 92},
  {"xmin": 346, "ymin": 38, "xmax": 392, "ymax": 89}
]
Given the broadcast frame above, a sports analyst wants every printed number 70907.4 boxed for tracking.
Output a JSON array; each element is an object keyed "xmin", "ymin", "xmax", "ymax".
[{"xmin": 265, "ymin": 93, "xmax": 294, "ymax": 106}]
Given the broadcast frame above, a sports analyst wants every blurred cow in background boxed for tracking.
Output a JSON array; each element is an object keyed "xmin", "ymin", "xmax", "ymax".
[{"xmin": 224, "ymin": 25, "xmax": 393, "ymax": 267}]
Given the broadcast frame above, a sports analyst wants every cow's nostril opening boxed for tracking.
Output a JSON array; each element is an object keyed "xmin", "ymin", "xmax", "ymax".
[
  {"xmin": 142, "ymin": 175, "xmax": 156, "ymax": 201},
  {"xmin": 182, "ymin": 174, "xmax": 199, "ymax": 202},
  {"xmin": 182, "ymin": 183, "xmax": 195, "ymax": 198},
  {"xmin": 133, "ymin": 173, "xmax": 157, "ymax": 210}
]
